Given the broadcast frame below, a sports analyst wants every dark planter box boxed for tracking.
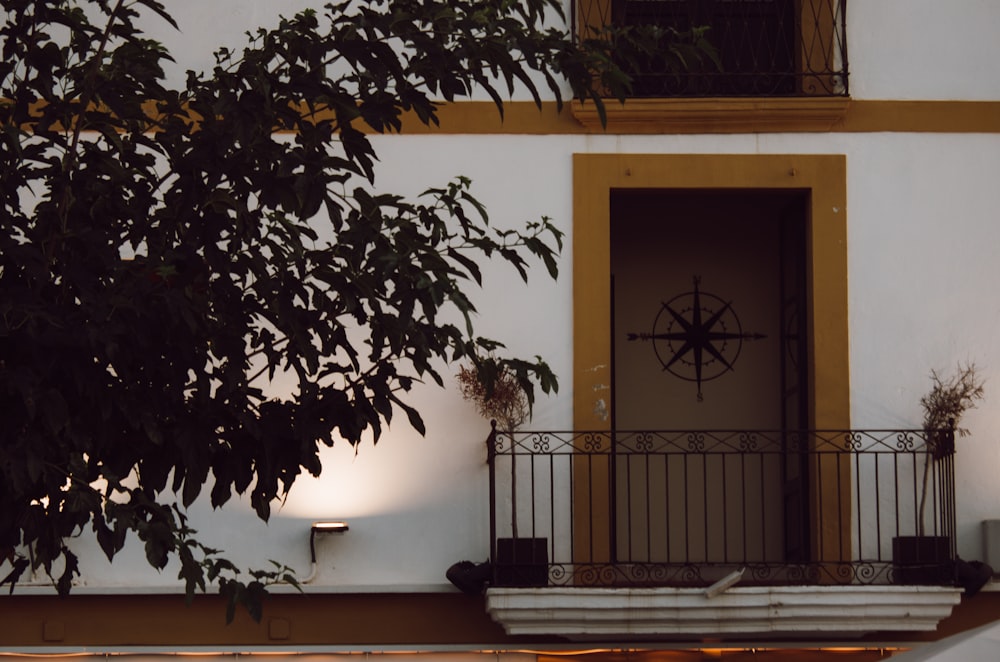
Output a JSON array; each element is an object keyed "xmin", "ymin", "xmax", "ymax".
[
  {"xmin": 892, "ymin": 535, "xmax": 953, "ymax": 585},
  {"xmin": 494, "ymin": 537, "xmax": 548, "ymax": 587}
]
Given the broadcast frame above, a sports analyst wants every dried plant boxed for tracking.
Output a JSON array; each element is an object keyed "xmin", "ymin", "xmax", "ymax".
[
  {"xmin": 457, "ymin": 364, "xmax": 529, "ymax": 432},
  {"xmin": 458, "ymin": 362, "xmax": 532, "ymax": 538},
  {"xmin": 917, "ymin": 362, "xmax": 985, "ymax": 534},
  {"xmin": 921, "ymin": 362, "xmax": 986, "ymax": 438}
]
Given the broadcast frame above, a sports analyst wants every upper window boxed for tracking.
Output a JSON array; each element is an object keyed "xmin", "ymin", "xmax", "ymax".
[{"xmin": 576, "ymin": 0, "xmax": 848, "ymax": 97}]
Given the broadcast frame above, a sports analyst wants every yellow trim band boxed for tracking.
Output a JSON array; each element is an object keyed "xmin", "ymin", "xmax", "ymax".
[{"xmin": 370, "ymin": 99, "xmax": 1000, "ymax": 135}]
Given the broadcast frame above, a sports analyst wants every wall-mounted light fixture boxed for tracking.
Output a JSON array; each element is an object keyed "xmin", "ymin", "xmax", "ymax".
[{"xmin": 304, "ymin": 520, "xmax": 349, "ymax": 583}]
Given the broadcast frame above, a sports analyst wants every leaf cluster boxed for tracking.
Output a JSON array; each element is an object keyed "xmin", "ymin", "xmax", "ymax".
[
  {"xmin": 0, "ymin": 0, "xmax": 711, "ymax": 620},
  {"xmin": 583, "ymin": 23, "xmax": 719, "ymax": 107}
]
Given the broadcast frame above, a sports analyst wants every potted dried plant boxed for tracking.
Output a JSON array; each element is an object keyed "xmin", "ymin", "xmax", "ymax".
[
  {"xmin": 894, "ymin": 362, "xmax": 985, "ymax": 584},
  {"xmin": 456, "ymin": 363, "xmax": 548, "ymax": 587},
  {"xmin": 456, "ymin": 363, "xmax": 530, "ymax": 434}
]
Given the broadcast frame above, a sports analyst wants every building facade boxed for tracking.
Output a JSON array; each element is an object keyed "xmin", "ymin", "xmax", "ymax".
[{"xmin": 4, "ymin": 0, "xmax": 1000, "ymax": 659}]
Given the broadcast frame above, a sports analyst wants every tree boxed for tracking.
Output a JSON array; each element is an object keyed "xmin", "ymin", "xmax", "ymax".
[{"xmin": 0, "ymin": 0, "xmax": 711, "ymax": 620}]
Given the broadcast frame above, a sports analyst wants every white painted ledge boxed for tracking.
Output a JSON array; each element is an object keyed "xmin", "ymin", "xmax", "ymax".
[{"xmin": 485, "ymin": 586, "xmax": 962, "ymax": 638}]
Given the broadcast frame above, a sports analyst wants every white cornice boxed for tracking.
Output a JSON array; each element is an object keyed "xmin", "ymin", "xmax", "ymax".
[{"xmin": 485, "ymin": 585, "xmax": 962, "ymax": 638}]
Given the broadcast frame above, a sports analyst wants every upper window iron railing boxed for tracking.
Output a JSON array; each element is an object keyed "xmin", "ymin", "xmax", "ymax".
[
  {"xmin": 575, "ymin": 0, "xmax": 848, "ymax": 97},
  {"xmin": 487, "ymin": 426, "xmax": 956, "ymax": 588}
]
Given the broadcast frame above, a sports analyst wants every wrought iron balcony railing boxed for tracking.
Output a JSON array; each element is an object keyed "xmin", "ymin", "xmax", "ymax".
[
  {"xmin": 487, "ymin": 427, "xmax": 956, "ymax": 588},
  {"xmin": 575, "ymin": 0, "xmax": 848, "ymax": 97}
]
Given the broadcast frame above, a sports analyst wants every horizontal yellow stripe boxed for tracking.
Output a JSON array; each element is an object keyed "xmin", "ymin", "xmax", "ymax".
[
  {"xmin": 381, "ymin": 98, "xmax": 1000, "ymax": 135},
  {"xmin": 11, "ymin": 98, "xmax": 998, "ymax": 135}
]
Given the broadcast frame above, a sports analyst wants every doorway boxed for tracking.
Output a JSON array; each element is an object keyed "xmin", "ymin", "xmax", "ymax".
[
  {"xmin": 569, "ymin": 153, "xmax": 850, "ymax": 574},
  {"xmin": 608, "ymin": 189, "xmax": 809, "ymax": 566}
]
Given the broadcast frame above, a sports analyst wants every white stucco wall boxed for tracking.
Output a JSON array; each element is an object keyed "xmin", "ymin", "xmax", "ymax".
[
  {"xmin": 847, "ymin": 0, "xmax": 1000, "ymax": 100},
  {"xmin": 29, "ymin": 128, "xmax": 998, "ymax": 591},
  {"xmin": 11, "ymin": 2, "xmax": 1000, "ymax": 592}
]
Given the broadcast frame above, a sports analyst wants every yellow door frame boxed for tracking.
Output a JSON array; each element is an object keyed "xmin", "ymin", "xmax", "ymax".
[{"xmin": 571, "ymin": 153, "xmax": 850, "ymax": 569}]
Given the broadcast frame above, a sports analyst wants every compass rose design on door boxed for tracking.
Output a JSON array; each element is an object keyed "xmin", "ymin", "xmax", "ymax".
[{"xmin": 627, "ymin": 276, "xmax": 765, "ymax": 401}]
